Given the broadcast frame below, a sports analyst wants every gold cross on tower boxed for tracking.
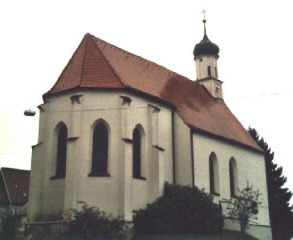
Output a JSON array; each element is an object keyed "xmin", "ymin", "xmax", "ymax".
[{"xmin": 202, "ymin": 9, "xmax": 207, "ymax": 22}]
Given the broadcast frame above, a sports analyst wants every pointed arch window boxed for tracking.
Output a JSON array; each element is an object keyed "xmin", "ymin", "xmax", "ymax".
[
  {"xmin": 89, "ymin": 121, "xmax": 110, "ymax": 177},
  {"xmin": 51, "ymin": 123, "xmax": 67, "ymax": 179},
  {"xmin": 229, "ymin": 158, "xmax": 238, "ymax": 198},
  {"xmin": 132, "ymin": 126, "xmax": 146, "ymax": 180},
  {"xmin": 209, "ymin": 153, "xmax": 220, "ymax": 196}
]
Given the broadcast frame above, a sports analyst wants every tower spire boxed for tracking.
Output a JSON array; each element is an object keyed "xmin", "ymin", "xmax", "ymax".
[{"xmin": 193, "ymin": 10, "xmax": 223, "ymax": 100}]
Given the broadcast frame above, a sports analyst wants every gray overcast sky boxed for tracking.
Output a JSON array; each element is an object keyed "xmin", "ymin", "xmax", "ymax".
[{"xmin": 1, "ymin": 0, "xmax": 293, "ymax": 202}]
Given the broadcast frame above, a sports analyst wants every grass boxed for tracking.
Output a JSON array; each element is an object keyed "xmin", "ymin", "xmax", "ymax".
[{"xmin": 132, "ymin": 230, "xmax": 259, "ymax": 240}]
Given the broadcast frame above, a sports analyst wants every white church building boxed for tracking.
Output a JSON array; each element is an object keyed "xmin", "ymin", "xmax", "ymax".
[{"xmin": 28, "ymin": 19, "xmax": 272, "ymax": 239}]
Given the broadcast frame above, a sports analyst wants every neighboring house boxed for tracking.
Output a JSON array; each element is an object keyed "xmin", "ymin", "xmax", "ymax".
[
  {"xmin": 16, "ymin": 202, "xmax": 29, "ymax": 232},
  {"xmin": 0, "ymin": 168, "xmax": 30, "ymax": 232},
  {"xmin": 28, "ymin": 19, "xmax": 272, "ymax": 240}
]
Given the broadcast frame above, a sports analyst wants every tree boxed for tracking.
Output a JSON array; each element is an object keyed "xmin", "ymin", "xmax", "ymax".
[
  {"xmin": 226, "ymin": 182, "xmax": 261, "ymax": 232},
  {"xmin": 249, "ymin": 128, "xmax": 293, "ymax": 240},
  {"xmin": 0, "ymin": 208, "xmax": 22, "ymax": 237},
  {"xmin": 133, "ymin": 182, "xmax": 222, "ymax": 235}
]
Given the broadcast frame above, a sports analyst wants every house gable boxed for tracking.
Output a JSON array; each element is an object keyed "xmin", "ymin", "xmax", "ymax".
[{"xmin": 1, "ymin": 168, "xmax": 30, "ymax": 205}]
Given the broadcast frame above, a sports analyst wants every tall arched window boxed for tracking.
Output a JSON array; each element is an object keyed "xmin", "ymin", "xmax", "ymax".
[
  {"xmin": 133, "ymin": 128, "xmax": 141, "ymax": 178},
  {"xmin": 55, "ymin": 123, "xmax": 67, "ymax": 178},
  {"xmin": 90, "ymin": 121, "xmax": 110, "ymax": 176},
  {"xmin": 209, "ymin": 152, "xmax": 220, "ymax": 195},
  {"xmin": 229, "ymin": 158, "xmax": 238, "ymax": 198},
  {"xmin": 207, "ymin": 66, "xmax": 211, "ymax": 76},
  {"xmin": 132, "ymin": 126, "xmax": 145, "ymax": 179}
]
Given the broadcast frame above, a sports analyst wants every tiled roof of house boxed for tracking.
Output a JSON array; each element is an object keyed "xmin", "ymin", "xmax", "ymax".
[
  {"xmin": 44, "ymin": 33, "xmax": 261, "ymax": 152},
  {"xmin": 0, "ymin": 168, "xmax": 30, "ymax": 205}
]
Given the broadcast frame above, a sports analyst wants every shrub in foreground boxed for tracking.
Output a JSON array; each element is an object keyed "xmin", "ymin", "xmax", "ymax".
[
  {"xmin": 0, "ymin": 208, "xmax": 21, "ymax": 237},
  {"xmin": 133, "ymin": 183, "xmax": 222, "ymax": 235},
  {"xmin": 66, "ymin": 201, "xmax": 127, "ymax": 240}
]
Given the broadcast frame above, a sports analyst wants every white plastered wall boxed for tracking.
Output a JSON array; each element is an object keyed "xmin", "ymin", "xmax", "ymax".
[
  {"xmin": 195, "ymin": 55, "xmax": 218, "ymax": 80},
  {"xmin": 173, "ymin": 113, "xmax": 193, "ymax": 186},
  {"xmin": 28, "ymin": 89, "xmax": 174, "ymax": 223},
  {"xmin": 192, "ymin": 132, "xmax": 272, "ymax": 240}
]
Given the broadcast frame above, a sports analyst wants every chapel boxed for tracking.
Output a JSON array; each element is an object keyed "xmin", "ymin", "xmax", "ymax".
[{"xmin": 28, "ymin": 18, "xmax": 272, "ymax": 239}]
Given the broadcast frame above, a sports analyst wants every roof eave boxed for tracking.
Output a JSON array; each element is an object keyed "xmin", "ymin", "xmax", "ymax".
[
  {"xmin": 189, "ymin": 125, "xmax": 264, "ymax": 154},
  {"xmin": 43, "ymin": 86, "xmax": 176, "ymax": 108}
]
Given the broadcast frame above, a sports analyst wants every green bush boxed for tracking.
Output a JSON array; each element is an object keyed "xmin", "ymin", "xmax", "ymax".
[
  {"xmin": 65, "ymin": 201, "xmax": 127, "ymax": 240},
  {"xmin": 133, "ymin": 183, "xmax": 222, "ymax": 235},
  {"xmin": 0, "ymin": 209, "xmax": 21, "ymax": 236}
]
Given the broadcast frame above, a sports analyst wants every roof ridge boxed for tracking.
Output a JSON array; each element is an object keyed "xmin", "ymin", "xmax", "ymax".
[
  {"xmin": 45, "ymin": 34, "xmax": 87, "ymax": 95},
  {"xmin": 88, "ymin": 34, "xmax": 129, "ymax": 88},
  {"xmin": 78, "ymin": 34, "xmax": 88, "ymax": 87},
  {"xmin": 88, "ymin": 33, "xmax": 192, "ymax": 83},
  {"xmin": 1, "ymin": 169, "xmax": 11, "ymax": 204}
]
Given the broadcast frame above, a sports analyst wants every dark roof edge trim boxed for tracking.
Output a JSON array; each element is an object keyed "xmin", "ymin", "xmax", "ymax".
[
  {"xmin": 189, "ymin": 126, "xmax": 263, "ymax": 154},
  {"xmin": 0, "ymin": 169, "xmax": 11, "ymax": 204},
  {"xmin": 43, "ymin": 87, "xmax": 176, "ymax": 108}
]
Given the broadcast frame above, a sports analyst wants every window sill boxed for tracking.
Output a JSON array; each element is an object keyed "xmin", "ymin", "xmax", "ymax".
[
  {"xmin": 50, "ymin": 175, "xmax": 65, "ymax": 180},
  {"xmin": 133, "ymin": 176, "xmax": 146, "ymax": 180},
  {"xmin": 88, "ymin": 172, "xmax": 111, "ymax": 177}
]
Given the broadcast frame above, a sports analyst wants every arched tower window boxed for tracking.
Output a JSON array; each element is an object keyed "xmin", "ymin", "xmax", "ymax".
[
  {"xmin": 132, "ymin": 126, "xmax": 145, "ymax": 180},
  {"xmin": 90, "ymin": 121, "xmax": 110, "ymax": 176},
  {"xmin": 209, "ymin": 152, "xmax": 220, "ymax": 195},
  {"xmin": 207, "ymin": 66, "xmax": 211, "ymax": 76},
  {"xmin": 54, "ymin": 122, "xmax": 67, "ymax": 178},
  {"xmin": 229, "ymin": 158, "xmax": 238, "ymax": 198}
]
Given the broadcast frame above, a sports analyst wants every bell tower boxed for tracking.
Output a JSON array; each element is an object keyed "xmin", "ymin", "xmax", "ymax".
[{"xmin": 193, "ymin": 10, "xmax": 223, "ymax": 100}]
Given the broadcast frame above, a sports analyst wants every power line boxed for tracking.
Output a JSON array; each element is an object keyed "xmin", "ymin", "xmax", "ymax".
[{"xmin": 227, "ymin": 90, "xmax": 293, "ymax": 100}]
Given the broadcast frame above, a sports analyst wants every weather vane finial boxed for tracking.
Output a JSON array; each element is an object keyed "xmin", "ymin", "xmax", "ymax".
[
  {"xmin": 201, "ymin": 9, "xmax": 207, "ymax": 36},
  {"xmin": 202, "ymin": 9, "xmax": 207, "ymax": 23}
]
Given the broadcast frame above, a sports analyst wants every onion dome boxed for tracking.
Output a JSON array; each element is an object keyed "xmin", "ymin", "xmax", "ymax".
[{"xmin": 193, "ymin": 19, "xmax": 220, "ymax": 58}]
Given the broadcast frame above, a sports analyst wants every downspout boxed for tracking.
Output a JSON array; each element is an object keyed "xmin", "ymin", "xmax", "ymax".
[
  {"xmin": 190, "ymin": 129, "xmax": 195, "ymax": 187},
  {"xmin": 172, "ymin": 109, "xmax": 176, "ymax": 185}
]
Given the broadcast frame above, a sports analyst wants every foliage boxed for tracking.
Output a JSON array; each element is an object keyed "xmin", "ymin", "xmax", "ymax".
[
  {"xmin": 226, "ymin": 182, "xmax": 261, "ymax": 232},
  {"xmin": 249, "ymin": 128, "xmax": 293, "ymax": 240},
  {"xmin": 0, "ymin": 208, "xmax": 22, "ymax": 236},
  {"xmin": 133, "ymin": 182, "xmax": 222, "ymax": 235},
  {"xmin": 65, "ymin": 201, "xmax": 127, "ymax": 240}
]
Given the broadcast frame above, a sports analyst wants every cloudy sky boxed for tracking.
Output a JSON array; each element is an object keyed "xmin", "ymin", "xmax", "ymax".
[{"xmin": 1, "ymin": 0, "xmax": 293, "ymax": 202}]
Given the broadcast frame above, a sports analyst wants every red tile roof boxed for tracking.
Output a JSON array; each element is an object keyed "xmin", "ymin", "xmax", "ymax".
[
  {"xmin": 44, "ymin": 33, "xmax": 261, "ymax": 152},
  {"xmin": 1, "ymin": 168, "xmax": 30, "ymax": 205}
]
